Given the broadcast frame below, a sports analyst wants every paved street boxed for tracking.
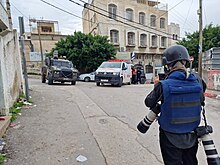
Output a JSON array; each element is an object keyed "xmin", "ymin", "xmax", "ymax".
[{"xmin": 4, "ymin": 78, "xmax": 220, "ymax": 165}]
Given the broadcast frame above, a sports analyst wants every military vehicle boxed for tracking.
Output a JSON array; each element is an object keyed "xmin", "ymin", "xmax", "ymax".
[{"xmin": 41, "ymin": 57, "xmax": 78, "ymax": 85}]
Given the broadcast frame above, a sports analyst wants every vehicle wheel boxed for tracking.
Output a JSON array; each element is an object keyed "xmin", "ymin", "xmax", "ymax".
[
  {"xmin": 48, "ymin": 75, "xmax": 53, "ymax": 85},
  {"xmin": 42, "ymin": 75, "xmax": 46, "ymax": 83},
  {"xmin": 118, "ymin": 77, "xmax": 123, "ymax": 87},
  {"xmin": 71, "ymin": 81, "xmax": 76, "ymax": 85},
  {"xmin": 84, "ymin": 77, "xmax": 90, "ymax": 82},
  {"xmin": 96, "ymin": 82, "xmax": 100, "ymax": 86}
]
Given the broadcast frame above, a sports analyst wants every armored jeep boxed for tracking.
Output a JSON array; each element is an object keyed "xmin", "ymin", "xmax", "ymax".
[{"xmin": 41, "ymin": 57, "xmax": 78, "ymax": 85}]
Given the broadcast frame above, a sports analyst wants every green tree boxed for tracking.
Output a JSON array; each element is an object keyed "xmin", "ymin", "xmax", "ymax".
[
  {"xmin": 178, "ymin": 24, "xmax": 220, "ymax": 69},
  {"xmin": 50, "ymin": 31, "xmax": 116, "ymax": 73}
]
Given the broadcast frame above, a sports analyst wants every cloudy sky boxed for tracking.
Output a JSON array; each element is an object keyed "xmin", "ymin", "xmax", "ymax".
[{"xmin": 9, "ymin": 0, "xmax": 220, "ymax": 37}]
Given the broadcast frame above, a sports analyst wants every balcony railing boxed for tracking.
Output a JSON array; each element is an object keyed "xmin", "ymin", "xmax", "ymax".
[{"xmin": 0, "ymin": 2, "xmax": 9, "ymax": 30}]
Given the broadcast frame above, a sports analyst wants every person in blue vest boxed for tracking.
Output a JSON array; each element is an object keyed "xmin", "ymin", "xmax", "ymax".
[{"xmin": 139, "ymin": 45, "xmax": 206, "ymax": 165}]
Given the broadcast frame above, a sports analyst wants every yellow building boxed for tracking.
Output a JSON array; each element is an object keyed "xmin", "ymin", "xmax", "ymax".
[
  {"xmin": 24, "ymin": 20, "xmax": 67, "ymax": 67},
  {"xmin": 82, "ymin": 0, "xmax": 180, "ymax": 75}
]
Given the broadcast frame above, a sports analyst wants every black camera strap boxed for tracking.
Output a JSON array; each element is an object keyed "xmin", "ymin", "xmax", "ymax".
[{"xmin": 202, "ymin": 106, "xmax": 208, "ymax": 127}]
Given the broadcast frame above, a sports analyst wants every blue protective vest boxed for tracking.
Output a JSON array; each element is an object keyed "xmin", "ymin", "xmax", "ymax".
[{"xmin": 159, "ymin": 71, "xmax": 202, "ymax": 133}]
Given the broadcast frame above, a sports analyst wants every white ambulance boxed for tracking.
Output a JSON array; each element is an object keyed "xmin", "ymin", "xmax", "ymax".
[{"xmin": 95, "ymin": 60, "xmax": 132, "ymax": 87}]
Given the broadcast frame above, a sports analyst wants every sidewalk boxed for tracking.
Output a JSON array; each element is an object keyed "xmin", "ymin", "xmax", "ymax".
[{"xmin": 205, "ymin": 89, "xmax": 220, "ymax": 99}]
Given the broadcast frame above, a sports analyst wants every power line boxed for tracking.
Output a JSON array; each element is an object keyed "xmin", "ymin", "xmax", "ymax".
[
  {"xmin": 171, "ymin": 10, "xmax": 195, "ymax": 30},
  {"xmin": 182, "ymin": 0, "xmax": 193, "ymax": 31},
  {"xmin": 69, "ymin": 0, "xmax": 182, "ymax": 39},
  {"xmin": 40, "ymin": 0, "xmax": 130, "ymax": 29},
  {"xmin": 78, "ymin": 0, "xmax": 186, "ymax": 38},
  {"xmin": 149, "ymin": 0, "xmax": 185, "ymax": 26},
  {"xmin": 77, "ymin": 0, "xmax": 171, "ymax": 36},
  {"xmin": 10, "ymin": 2, "xmax": 29, "ymax": 20},
  {"xmin": 40, "ymin": 0, "xmax": 88, "ymax": 22}
]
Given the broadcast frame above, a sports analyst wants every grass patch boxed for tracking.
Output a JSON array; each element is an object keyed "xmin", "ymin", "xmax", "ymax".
[
  {"xmin": 9, "ymin": 94, "xmax": 31, "ymax": 122},
  {"xmin": 0, "ymin": 154, "xmax": 6, "ymax": 164}
]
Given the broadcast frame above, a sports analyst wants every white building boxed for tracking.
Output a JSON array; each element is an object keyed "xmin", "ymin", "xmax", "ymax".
[
  {"xmin": 0, "ymin": 0, "xmax": 23, "ymax": 115},
  {"xmin": 82, "ymin": 0, "xmax": 180, "ymax": 75}
]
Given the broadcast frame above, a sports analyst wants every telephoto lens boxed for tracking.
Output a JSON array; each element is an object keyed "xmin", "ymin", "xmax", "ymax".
[
  {"xmin": 200, "ymin": 134, "xmax": 220, "ymax": 165},
  {"xmin": 196, "ymin": 126, "xmax": 220, "ymax": 165},
  {"xmin": 137, "ymin": 110, "xmax": 157, "ymax": 134}
]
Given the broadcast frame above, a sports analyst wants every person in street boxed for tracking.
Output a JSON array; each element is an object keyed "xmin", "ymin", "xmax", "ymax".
[
  {"xmin": 138, "ymin": 45, "xmax": 206, "ymax": 165},
  {"xmin": 131, "ymin": 67, "xmax": 137, "ymax": 84},
  {"xmin": 136, "ymin": 68, "xmax": 142, "ymax": 84}
]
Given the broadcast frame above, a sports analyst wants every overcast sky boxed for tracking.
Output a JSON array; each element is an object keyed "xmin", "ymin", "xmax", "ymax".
[{"xmin": 9, "ymin": 0, "xmax": 220, "ymax": 38}]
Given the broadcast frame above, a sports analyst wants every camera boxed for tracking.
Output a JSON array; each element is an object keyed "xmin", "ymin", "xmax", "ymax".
[
  {"xmin": 137, "ymin": 104, "xmax": 160, "ymax": 134},
  {"xmin": 158, "ymin": 73, "xmax": 166, "ymax": 80},
  {"xmin": 137, "ymin": 111, "xmax": 220, "ymax": 165},
  {"xmin": 137, "ymin": 110, "xmax": 157, "ymax": 134},
  {"xmin": 195, "ymin": 126, "xmax": 220, "ymax": 165}
]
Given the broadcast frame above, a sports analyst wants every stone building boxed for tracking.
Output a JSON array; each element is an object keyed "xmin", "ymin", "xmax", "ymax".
[
  {"xmin": 24, "ymin": 20, "xmax": 67, "ymax": 69},
  {"xmin": 0, "ymin": 0, "xmax": 23, "ymax": 115},
  {"xmin": 82, "ymin": 0, "xmax": 180, "ymax": 78}
]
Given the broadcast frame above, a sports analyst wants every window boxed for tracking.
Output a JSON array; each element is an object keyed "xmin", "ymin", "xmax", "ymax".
[
  {"xmin": 126, "ymin": 8, "xmax": 133, "ymax": 21},
  {"xmin": 140, "ymin": 34, "xmax": 147, "ymax": 47},
  {"xmin": 139, "ymin": 12, "xmax": 145, "ymax": 25},
  {"xmin": 110, "ymin": 30, "xmax": 119, "ymax": 44},
  {"xmin": 108, "ymin": 4, "xmax": 117, "ymax": 19},
  {"xmin": 151, "ymin": 35, "xmax": 157, "ymax": 47},
  {"xmin": 41, "ymin": 26, "xmax": 52, "ymax": 33},
  {"xmin": 137, "ymin": 0, "xmax": 146, "ymax": 4},
  {"xmin": 150, "ymin": 15, "xmax": 156, "ymax": 27},
  {"xmin": 160, "ymin": 18, "xmax": 165, "ymax": 28},
  {"xmin": 161, "ymin": 37, "xmax": 166, "ymax": 47},
  {"xmin": 128, "ymin": 32, "xmax": 135, "ymax": 45},
  {"xmin": 173, "ymin": 34, "xmax": 178, "ymax": 40}
]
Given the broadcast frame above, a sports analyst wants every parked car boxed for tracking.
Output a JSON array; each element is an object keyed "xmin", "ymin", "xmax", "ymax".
[{"xmin": 79, "ymin": 72, "xmax": 95, "ymax": 82}]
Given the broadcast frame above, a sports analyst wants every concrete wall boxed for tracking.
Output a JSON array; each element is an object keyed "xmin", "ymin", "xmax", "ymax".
[
  {"xmin": 0, "ymin": 30, "xmax": 23, "ymax": 115},
  {"xmin": 204, "ymin": 70, "xmax": 220, "ymax": 91}
]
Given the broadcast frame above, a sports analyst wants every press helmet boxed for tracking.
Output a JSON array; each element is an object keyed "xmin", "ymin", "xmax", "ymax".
[{"xmin": 162, "ymin": 45, "xmax": 190, "ymax": 66}]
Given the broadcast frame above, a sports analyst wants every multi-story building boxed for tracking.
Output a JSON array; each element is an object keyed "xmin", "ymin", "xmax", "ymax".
[
  {"xmin": 82, "ymin": 0, "xmax": 180, "ymax": 76},
  {"xmin": 24, "ymin": 20, "xmax": 67, "ymax": 68}
]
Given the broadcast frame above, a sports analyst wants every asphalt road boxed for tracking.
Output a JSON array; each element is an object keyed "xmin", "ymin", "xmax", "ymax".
[{"xmin": 4, "ymin": 78, "xmax": 220, "ymax": 165}]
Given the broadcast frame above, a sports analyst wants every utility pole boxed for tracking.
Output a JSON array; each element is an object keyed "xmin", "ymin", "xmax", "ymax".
[
  {"xmin": 18, "ymin": 17, "xmax": 29, "ymax": 101},
  {"xmin": 29, "ymin": 19, "xmax": 44, "ymax": 67},
  {"xmin": 37, "ymin": 22, "xmax": 44, "ymax": 67},
  {"xmin": 152, "ymin": 55, "xmax": 155, "ymax": 84},
  {"xmin": 198, "ymin": 0, "xmax": 203, "ymax": 77}
]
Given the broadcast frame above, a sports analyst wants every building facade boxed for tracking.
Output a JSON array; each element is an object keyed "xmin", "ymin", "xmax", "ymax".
[
  {"xmin": 0, "ymin": 0, "xmax": 23, "ymax": 115},
  {"xmin": 82, "ymin": 0, "xmax": 180, "ymax": 77},
  {"xmin": 24, "ymin": 20, "xmax": 67, "ymax": 68}
]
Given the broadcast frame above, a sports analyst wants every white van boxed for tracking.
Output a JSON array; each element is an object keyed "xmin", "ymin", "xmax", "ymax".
[{"xmin": 95, "ymin": 60, "xmax": 132, "ymax": 87}]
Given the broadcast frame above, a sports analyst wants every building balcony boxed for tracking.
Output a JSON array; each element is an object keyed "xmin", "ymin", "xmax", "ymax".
[{"xmin": 0, "ymin": 3, "xmax": 9, "ymax": 31}]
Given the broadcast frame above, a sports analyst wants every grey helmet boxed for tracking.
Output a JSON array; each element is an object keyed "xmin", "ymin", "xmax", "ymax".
[{"xmin": 162, "ymin": 45, "xmax": 190, "ymax": 66}]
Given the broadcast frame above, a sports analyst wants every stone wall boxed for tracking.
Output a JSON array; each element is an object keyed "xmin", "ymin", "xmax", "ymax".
[
  {"xmin": 203, "ymin": 70, "xmax": 220, "ymax": 91},
  {"xmin": 0, "ymin": 30, "xmax": 23, "ymax": 115}
]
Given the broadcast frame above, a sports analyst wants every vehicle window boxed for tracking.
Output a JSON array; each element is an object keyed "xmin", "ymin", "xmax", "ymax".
[
  {"xmin": 99, "ymin": 62, "xmax": 121, "ymax": 68},
  {"xmin": 52, "ymin": 61, "xmax": 72, "ymax": 68}
]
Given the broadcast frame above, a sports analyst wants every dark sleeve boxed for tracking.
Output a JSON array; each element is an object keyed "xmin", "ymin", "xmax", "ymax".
[
  {"xmin": 191, "ymin": 72, "xmax": 207, "ymax": 105},
  {"xmin": 144, "ymin": 82, "xmax": 163, "ymax": 109},
  {"xmin": 202, "ymin": 79, "xmax": 207, "ymax": 93}
]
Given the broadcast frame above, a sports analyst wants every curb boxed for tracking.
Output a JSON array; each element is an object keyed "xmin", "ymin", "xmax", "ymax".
[
  {"xmin": 204, "ymin": 92, "xmax": 217, "ymax": 98},
  {"xmin": 0, "ymin": 116, "xmax": 11, "ymax": 137}
]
